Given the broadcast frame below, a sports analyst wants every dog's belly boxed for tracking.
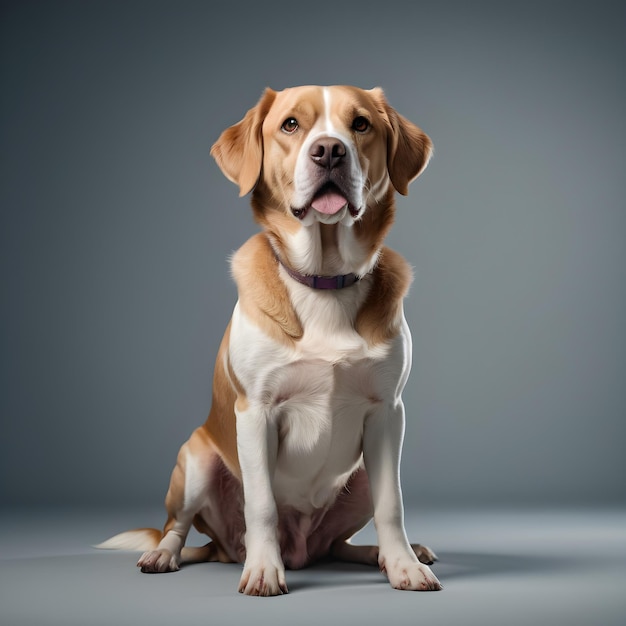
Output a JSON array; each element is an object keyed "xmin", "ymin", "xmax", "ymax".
[{"xmin": 195, "ymin": 459, "xmax": 372, "ymax": 569}]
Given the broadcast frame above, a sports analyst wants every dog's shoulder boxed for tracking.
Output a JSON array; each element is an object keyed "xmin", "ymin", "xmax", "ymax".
[
  {"xmin": 356, "ymin": 246, "xmax": 413, "ymax": 346},
  {"xmin": 231, "ymin": 233, "xmax": 304, "ymax": 343}
]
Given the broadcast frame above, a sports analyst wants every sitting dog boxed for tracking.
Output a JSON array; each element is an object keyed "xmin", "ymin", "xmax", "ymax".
[{"xmin": 98, "ymin": 85, "xmax": 442, "ymax": 595}]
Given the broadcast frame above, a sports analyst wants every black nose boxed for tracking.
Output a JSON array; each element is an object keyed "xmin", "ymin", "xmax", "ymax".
[{"xmin": 309, "ymin": 137, "xmax": 346, "ymax": 170}]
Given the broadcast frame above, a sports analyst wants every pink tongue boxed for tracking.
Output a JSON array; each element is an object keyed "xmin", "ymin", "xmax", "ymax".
[{"xmin": 311, "ymin": 191, "xmax": 348, "ymax": 215}]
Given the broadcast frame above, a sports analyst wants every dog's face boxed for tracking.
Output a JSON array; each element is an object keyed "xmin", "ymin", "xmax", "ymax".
[{"xmin": 211, "ymin": 85, "xmax": 432, "ymax": 230}]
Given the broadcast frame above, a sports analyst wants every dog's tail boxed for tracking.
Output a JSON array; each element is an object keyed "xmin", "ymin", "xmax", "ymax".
[
  {"xmin": 94, "ymin": 528, "xmax": 218, "ymax": 564},
  {"xmin": 94, "ymin": 528, "xmax": 161, "ymax": 552}
]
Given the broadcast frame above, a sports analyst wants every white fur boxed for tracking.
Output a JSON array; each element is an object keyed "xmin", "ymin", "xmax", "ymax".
[
  {"xmin": 95, "ymin": 529, "xmax": 158, "ymax": 552},
  {"xmin": 283, "ymin": 221, "xmax": 380, "ymax": 277}
]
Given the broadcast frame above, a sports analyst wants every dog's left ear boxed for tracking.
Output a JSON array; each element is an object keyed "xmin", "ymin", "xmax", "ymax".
[
  {"xmin": 211, "ymin": 88, "xmax": 277, "ymax": 197},
  {"xmin": 370, "ymin": 88, "xmax": 433, "ymax": 196}
]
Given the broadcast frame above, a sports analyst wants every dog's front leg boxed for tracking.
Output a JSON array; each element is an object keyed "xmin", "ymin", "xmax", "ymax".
[
  {"xmin": 363, "ymin": 400, "xmax": 442, "ymax": 591},
  {"xmin": 236, "ymin": 405, "xmax": 288, "ymax": 596}
]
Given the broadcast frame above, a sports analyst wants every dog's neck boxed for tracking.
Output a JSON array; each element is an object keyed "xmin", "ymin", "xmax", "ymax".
[
  {"xmin": 274, "ymin": 251, "xmax": 360, "ymax": 290},
  {"xmin": 272, "ymin": 221, "xmax": 379, "ymax": 279},
  {"xmin": 268, "ymin": 223, "xmax": 359, "ymax": 289}
]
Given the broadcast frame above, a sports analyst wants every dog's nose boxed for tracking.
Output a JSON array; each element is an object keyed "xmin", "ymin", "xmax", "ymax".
[{"xmin": 309, "ymin": 137, "xmax": 346, "ymax": 170}]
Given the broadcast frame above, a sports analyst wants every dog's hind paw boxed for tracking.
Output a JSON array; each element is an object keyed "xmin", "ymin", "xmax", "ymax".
[
  {"xmin": 411, "ymin": 543, "xmax": 439, "ymax": 566},
  {"xmin": 137, "ymin": 549, "xmax": 180, "ymax": 573}
]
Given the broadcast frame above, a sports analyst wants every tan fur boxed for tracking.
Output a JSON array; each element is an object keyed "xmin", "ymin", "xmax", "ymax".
[
  {"xmin": 230, "ymin": 233, "xmax": 303, "ymax": 346},
  {"xmin": 210, "ymin": 88, "xmax": 277, "ymax": 196},
  {"xmin": 356, "ymin": 246, "xmax": 414, "ymax": 346},
  {"xmin": 368, "ymin": 87, "xmax": 433, "ymax": 196},
  {"xmin": 204, "ymin": 324, "xmax": 241, "ymax": 477}
]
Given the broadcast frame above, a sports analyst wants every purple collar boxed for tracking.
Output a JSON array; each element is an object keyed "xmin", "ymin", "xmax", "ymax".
[{"xmin": 275, "ymin": 254, "xmax": 360, "ymax": 290}]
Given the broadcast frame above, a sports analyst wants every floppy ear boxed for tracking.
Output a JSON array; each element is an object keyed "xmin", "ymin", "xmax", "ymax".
[
  {"xmin": 210, "ymin": 87, "xmax": 277, "ymax": 197},
  {"xmin": 371, "ymin": 88, "xmax": 433, "ymax": 196}
]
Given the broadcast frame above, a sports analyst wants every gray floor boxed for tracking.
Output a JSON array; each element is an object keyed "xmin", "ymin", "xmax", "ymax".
[{"xmin": 1, "ymin": 506, "xmax": 625, "ymax": 626}]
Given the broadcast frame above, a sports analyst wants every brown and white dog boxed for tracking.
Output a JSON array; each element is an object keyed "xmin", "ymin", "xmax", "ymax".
[{"xmin": 97, "ymin": 85, "xmax": 442, "ymax": 595}]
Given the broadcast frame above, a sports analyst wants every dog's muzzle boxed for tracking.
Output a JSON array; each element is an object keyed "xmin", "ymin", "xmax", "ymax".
[{"xmin": 291, "ymin": 137, "xmax": 360, "ymax": 220}]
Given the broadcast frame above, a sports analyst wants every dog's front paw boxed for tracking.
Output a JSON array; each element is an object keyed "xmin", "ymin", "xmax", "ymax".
[
  {"xmin": 137, "ymin": 549, "xmax": 180, "ymax": 573},
  {"xmin": 238, "ymin": 560, "xmax": 288, "ymax": 596},
  {"xmin": 380, "ymin": 555, "xmax": 442, "ymax": 591}
]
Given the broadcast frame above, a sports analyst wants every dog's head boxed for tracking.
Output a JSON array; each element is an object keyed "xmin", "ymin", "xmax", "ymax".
[{"xmin": 211, "ymin": 86, "xmax": 432, "ymax": 231}]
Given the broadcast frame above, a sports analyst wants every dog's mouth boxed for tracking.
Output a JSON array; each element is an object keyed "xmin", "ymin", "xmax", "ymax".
[{"xmin": 291, "ymin": 183, "xmax": 360, "ymax": 220}]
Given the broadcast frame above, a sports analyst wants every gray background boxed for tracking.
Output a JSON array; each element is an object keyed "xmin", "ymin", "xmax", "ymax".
[{"xmin": 1, "ymin": 0, "xmax": 625, "ymax": 511}]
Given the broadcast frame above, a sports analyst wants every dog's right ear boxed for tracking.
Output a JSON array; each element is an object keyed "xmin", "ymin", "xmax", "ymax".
[{"xmin": 211, "ymin": 88, "xmax": 277, "ymax": 197}]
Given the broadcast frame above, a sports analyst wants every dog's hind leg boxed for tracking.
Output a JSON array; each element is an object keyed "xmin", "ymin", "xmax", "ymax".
[
  {"xmin": 331, "ymin": 542, "xmax": 438, "ymax": 566},
  {"xmin": 137, "ymin": 427, "xmax": 219, "ymax": 573},
  {"xmin": 308, "ymin": 467, "xmax": 438, "ymax": 568}
]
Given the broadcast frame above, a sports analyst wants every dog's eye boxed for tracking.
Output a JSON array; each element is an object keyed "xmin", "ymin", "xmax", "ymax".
[
  {"xmin": 281, "ymin": 117, "xmax": 299, "ymax": 134},
  {"xmin": 352, "ymin": 116, "xmax": 370, "ymax": 133}
]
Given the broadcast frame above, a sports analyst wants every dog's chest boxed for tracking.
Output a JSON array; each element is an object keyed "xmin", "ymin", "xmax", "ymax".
[
  {"xmin": 230, "ymin": 281, "xmax": 404, "ymax": 512},
  {"xmin": 269, "ymin": 352, "xmax": 383, "ymax": 510}
]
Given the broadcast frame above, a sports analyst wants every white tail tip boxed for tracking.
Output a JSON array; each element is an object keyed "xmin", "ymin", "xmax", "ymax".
[{"xmin": 94, "ymin": 528, "xmax": 160, "ymax": 552}]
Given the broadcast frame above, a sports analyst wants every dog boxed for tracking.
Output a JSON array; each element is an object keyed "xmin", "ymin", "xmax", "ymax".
[{"xmin": 97, "ymin": 85, "xmax": 442, "ymax": 595}]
